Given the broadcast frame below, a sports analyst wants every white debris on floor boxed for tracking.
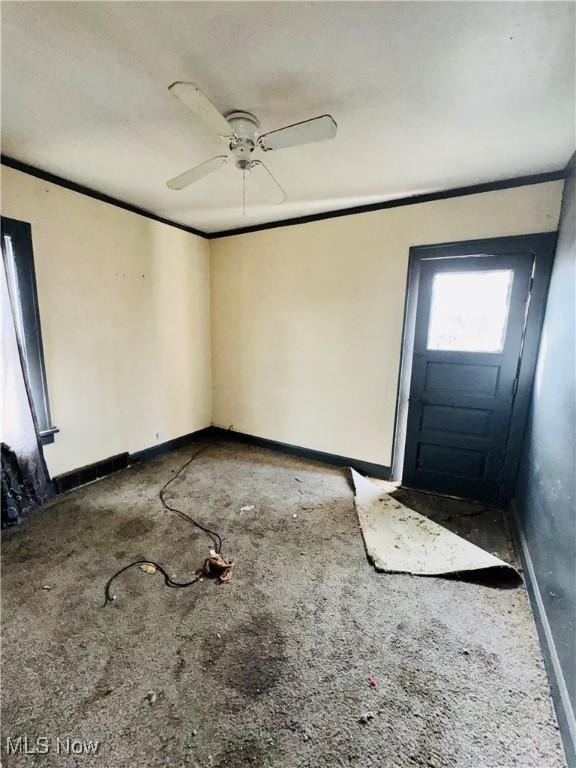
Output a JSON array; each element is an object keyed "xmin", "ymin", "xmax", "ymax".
[{"xmin": 350, "ymin": 469, "xmax": 518, "ymax": 577}]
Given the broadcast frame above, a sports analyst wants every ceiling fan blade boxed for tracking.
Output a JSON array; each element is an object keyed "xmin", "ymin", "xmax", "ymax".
[
  {"xmin": 168, "ymin": 81, "xmax": 233, "ymax": 137},
  {"xmin": 250, "ymin": 160, "xmax": 287, "ymax": 204},
  {"xmin": 258, "ymin": 114, "xmax": 337, "ymax": 152},
  {"xmin": 166, "ymin": 155, "xmax": 228, "ymax": 190}
]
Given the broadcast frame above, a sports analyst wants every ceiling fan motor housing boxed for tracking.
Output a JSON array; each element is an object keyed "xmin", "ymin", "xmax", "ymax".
[
  {"xmin": 226, "ymin": 111, "xmax": 260, "ymax": 170},
  {"xmin": 166, "ymin": 82, "xmax": 336, "ymax": 202}
]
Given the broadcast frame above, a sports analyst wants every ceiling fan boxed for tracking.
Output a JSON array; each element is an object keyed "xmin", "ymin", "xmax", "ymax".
[{"xmin": 166, "ymin": 81, "xmax": 338, "ymax": 207}]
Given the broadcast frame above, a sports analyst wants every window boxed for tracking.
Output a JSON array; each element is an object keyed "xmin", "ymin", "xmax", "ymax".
[
  {"xmin": 1, "ymin": 217, "xmax": 57, "ymax": 444},
  {"xmin": 426, "ymin": 269, "xmax": 514, "ymax": 353}
]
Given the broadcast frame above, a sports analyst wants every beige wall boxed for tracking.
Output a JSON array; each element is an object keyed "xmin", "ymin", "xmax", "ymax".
[
  {"xmin": 1, "ymin": 168, "xmax": 564, "ymax": 478},
  {"xmin": 210, "ymin": 181, "xmax": 564, "ymax": 467},
  {"xmin": 1, "ymin": 166, "xmax": 212, "ymax": 477}
]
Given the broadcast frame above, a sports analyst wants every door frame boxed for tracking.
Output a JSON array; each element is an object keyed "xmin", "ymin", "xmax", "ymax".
[{"xmin": 391, "ymin": 232, "xmax": 557, "ymax": 504}]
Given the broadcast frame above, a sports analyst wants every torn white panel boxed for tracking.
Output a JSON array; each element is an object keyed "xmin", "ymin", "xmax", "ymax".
[{"xmin": 350, "ymin": 469, "xmax": 518, "ymax": 577}]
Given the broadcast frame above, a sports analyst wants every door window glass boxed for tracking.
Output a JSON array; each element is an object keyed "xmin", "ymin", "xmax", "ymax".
[{"xmin": 427, "ymin": 269, "xmax": 513, "ymax": 353}]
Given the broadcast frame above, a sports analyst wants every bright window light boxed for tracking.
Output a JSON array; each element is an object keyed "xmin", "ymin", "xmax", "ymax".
[{"xmin": 427, "ymin": 269, "xmax": 514, "ymax": 353}]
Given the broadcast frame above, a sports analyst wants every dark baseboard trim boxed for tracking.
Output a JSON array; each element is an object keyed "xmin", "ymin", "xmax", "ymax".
[
  {"xmin": 129, "ymin": 426, "xmax": 215, "ymax": 464},
  {"xmin": 53, "ymin": 452, "xmax": 130, "ymax": 494},
  {"xmin": 50, "ymin": 425, "xmax": 389, "ymax": 495},
  {"xmin": 51, "ymin": 427, "xmax": 215, "ymax": 494},
  {"xmin": 3, "ymin": 154, "xmax": 567, "ymax": 242},
  {"xmin": 207, "ymin": 170, "xmax": 567, "ymax": 239},
  {"xmin": 1, "ymin": 155, "xmax": 207, "ymax": 239},
  {"xmin": 212, "ymin": 427, "xmax": 391, "ymax": 479},
  {"xmin": 510, "ymin": 500, "xmax": 576, "ymax": 768}
]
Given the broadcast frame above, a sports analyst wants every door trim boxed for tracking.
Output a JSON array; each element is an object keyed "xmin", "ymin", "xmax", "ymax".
[{"xmin": 391, "ymin": 232, "xmax": 557, "ymax": 504}]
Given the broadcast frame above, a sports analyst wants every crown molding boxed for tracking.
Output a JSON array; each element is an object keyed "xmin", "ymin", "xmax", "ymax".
[
  {"xmin": 1, "ymin": 154, "xmax": 207, "ymax": 238},
  {"xmin": 207, "ymin": 169, "xmax": 567, "ymax": 238},
  {"xmin": 2, "ymin": 154, "xmax": 568, "ymax": 241}
]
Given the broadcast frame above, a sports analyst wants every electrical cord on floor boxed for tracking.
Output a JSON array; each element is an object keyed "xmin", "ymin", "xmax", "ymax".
[
  {"xmin": 103, "ymin": 441, "xmax": 224, "ymax": 607},
  {"xmin": 103, "ymin": 560, "xmax": 204, "ymax": 606},
  {"xmin": 158, "ymin": 441, "xmax": 222, "ymax": 553}
]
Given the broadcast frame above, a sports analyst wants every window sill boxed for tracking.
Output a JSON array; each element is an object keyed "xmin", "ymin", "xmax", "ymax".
[{"xmin": 40, "ymin": 427, "xmax": 59, "ymax": 446}]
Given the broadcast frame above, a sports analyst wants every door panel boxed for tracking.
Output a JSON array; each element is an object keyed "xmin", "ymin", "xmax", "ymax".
[
  {"xmin": 403, "ymin": 253, "xmax": 533, "ymax": 502},
  {"xmin": 424, "ymin": 360, "xmax": 500, "ymax": 394},
  {"xmin": 420, "ymin": 404, "xmax": 491, "ymax": 436},
  {"xmin": 417, "ymin": 443, "xmax": 487, "ymax": 478}
]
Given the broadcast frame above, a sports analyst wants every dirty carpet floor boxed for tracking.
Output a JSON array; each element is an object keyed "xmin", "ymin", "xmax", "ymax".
[{"xmin": 1, "ymin": 440, "xmax": 565, "ymax": 768}]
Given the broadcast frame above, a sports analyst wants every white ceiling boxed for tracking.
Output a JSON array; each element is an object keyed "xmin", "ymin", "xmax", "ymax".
[{"xmin": 2, "ymin": 1, "xmax": 574, "ymax": 233}]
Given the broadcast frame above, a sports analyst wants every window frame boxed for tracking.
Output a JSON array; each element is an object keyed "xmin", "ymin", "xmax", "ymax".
[{"xmin": 1, "ymin": 216, "xmax": 58, "ymax": 445}]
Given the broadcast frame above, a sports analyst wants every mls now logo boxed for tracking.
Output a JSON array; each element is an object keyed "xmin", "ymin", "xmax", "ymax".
[{"xmin": 5, "ymin": 736, "xmax": 100, "ymax": 755}]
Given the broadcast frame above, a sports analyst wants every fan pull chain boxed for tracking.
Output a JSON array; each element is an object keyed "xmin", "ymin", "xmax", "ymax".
[{"xmin": 242, "ymin": 169, "xmax": 246, "ymax": 217}]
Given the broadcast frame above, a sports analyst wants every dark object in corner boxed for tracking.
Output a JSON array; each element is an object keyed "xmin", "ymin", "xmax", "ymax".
[{"xmin": 1, "ymin": 443, "xmax": 45, "ymax": 527}]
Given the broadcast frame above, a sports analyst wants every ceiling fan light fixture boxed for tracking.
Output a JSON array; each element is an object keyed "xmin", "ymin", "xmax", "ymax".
[{"xmin": 165, "ymin": 82, "xmax": 337, "ymax": 207}]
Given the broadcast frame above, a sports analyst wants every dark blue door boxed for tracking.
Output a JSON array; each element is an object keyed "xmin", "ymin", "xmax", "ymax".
[{"xmin": 402, "ymin": 251, "xmax": 534, "ymax": 502}]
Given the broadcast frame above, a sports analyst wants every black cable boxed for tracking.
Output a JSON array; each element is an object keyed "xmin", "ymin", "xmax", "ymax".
[
  {"xmin": 103, "ymin": 441, "xmax": 223, "ymax": 607},
  {"xmin": 158, "ymin": 441, "xmax": 222, "ymax": 553},
  {"xmin": 103, "ymin": 560, "xmax": 203, "ymax": 606}
]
